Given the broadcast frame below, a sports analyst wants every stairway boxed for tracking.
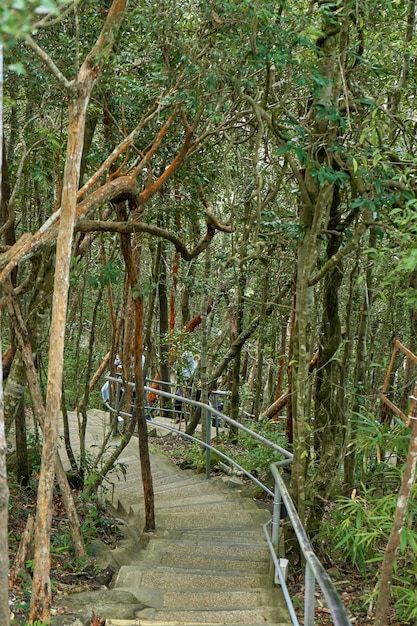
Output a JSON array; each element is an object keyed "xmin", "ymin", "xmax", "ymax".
[{"xmin": 57, "ymin": 410, "xmax": 292, "ymax": 626}]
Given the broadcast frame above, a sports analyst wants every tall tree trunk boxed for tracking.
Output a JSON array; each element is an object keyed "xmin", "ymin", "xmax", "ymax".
[
  {"xmin": 14, "ymin": 396, "xmax": 29, "ymax": 485},
  {"xmin": 290, "ymin": 2, "xmax": 348, "ymax": 523},
  {"xmin": 344, "ymin": 230, "xmax": 375, "ymax": 492},
  {"xmin": 158, "ymin": 240, "xmax": 171, "ymax": 414},
  {"xmin": 307, "ymin": 197, "xmax": 345, "ymax": 531},
  {"xmin": 230, "ymin": 267, "xmax": 246, "ymax": 440},
  {"xmin": 4, "ymin": 281, "xmax": 86, "ymax": 561},
  {"xmin": 119, "ymin": 209, "xmax": 155, "ymax": 531},
  {"xmin": 29, "ymin": 93, "xmax": 86, "ymax": 618},
  {"xmin": 200, "ymin": 247, "xmax": 210, "ymax": 441},
  {"xmin": 26, "ymin": 3, "xmax": 127, "ymax": 620},
  {"xmin": 0, "ymin": 311, "xmax": 10, "ymax": 626},
  {"xmin": 78, "ymin": 283, "xmax": 105, "ymax": 476},
  {"xmin": 340, "ymin": 254, "xmax": 359, "ymax": 495},
  {"xmin": 291, "ymin": 228, "xmax": 318, "ymax": 524},
  {"xmin": 271, "ymin": 314, "xmax": 289, "ymax": 421},
  {"xmin": 399, "ymin": 269, "xmax": 417, "ymax": 414},
  {"xmin": 144, "ymin": 240, "xmax": 161, "ymax": 373},
  {"xmin": 3, "ymin": 250, "xmax": 53, "ymax": 433},
  {"xmin": 253, "ymin": 268, "xmax": 269, "ymax": 420}
]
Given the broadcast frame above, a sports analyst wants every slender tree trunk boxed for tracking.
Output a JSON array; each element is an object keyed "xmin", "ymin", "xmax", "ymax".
[
  {"xmin": 158, "ymin": 241, "xmax": 171, "ymax": 389},
  {"xmin": 253, "ymin": 269, "xmax": 269, "ymax": 419},
  {"xmin": 399, "ymin": 269, "xmax": 417, "ymax": 414},
  {"xmin": 61, "ymin": 389, "xmax": 78, "ymax": 475},
  {"xmin": 144, "ymin": 240, "xmax": 161, "ymax": 372},
  {"xmin": 291, "ymin": 233, "xmax": 316, "ymax": 524},
  {"xmin": 230, "ymin": 268, "xmax": 246, "ymax": 439},
  {"xmin": 4, "ymin": 281, "xmax": 86, "ymax": 562},
  {"xmin": 0, "ymin": 310, "xmax": 10, "ymax": 626},
  {"xmin": 78, "ymin": 283, "xmax": 105, "ymax": 475},
  {"xmin": 200, "ymin": 247, "xmax": 210, "ymax": 440},
  {"xmin": 271, "ymin": 314, "xmax": 289, "ymax": 421},
  {"xmin": 119, "ymin": 212, "xmax": 155, "ymax": 531},
  {"xmin": 340, "ymin": 255, "xmax": 359, "ymax": 495},
  {"xmin": 27, "ymin": 4, "xmax": 127, "ymax": 619},
  {"xmin": 374, "ymin": 387, "xmax": 417, "ymax": 626},
  {"xmin": 4, "ymin": 250, "xmax": 53, "ymax": 434},
  {"xmin": 15, "ymin": 396, "xmax": 29, "ymax": 485},
  {"xmin": 308, "ymin": 266, "xmax": 342, "ymax": 530},
  {"xmin": 344, "ymin": 230, "xmax": 375, "ymax": 492},
  {"xmin": 29, "ymin": 92, "xmax": 88, "ymax": 623},
  {"xmin": 181, "ymin": 271, "xmax": 192, "ymax": 327}
]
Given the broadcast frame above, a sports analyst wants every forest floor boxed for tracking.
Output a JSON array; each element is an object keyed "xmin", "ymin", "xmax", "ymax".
[
  {"xmin": 7, "ymin": 434, "xmax": 408, "ymax": 626},
  {"xmin": 8, "ymin": 476, "xmax": 124, "ymax": 624}
]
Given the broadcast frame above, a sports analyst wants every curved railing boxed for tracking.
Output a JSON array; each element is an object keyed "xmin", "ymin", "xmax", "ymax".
[{"xmin": 103, "ymin": 375, "xmax": 352, "ymax": 626}]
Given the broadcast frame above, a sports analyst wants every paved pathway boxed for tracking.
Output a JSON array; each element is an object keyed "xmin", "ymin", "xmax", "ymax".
[{"xmin": 54, "ymin": 409, "xmax": 292, "ymax": 626}]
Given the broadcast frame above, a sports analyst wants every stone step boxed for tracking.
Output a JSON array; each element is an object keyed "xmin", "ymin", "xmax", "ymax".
[
  {"xmin": 135, "ymin": 606, "xmax": 283, "ymax": 624},
  {"xmin": 146, "ymin": 538, "xmax": 270, "ymax": 562},
  {"xmin": 114, "ymin": 475, "xmax": 220, "ymax": 495},
  {"xmin": 115, "ymin": 476, "xmax": 221, "ymax": 497},
  {"xmin": 155, "ymin": 509, "xmax": 268, "ymax": 529},
  {"xmin": 158, "ymin": 552, "xmax": 268, "ymax": 572},
  {"xmin": 127, "ymin": 543, "xmax": 269, "ymax": 573},
  {"xmin": 161, "ymin": 588, "xmax": 276, "ymax": 609},
  {"xmin": 109, "ymin": 584, "xmax": 279, "ymax": 612},
  {"xmin": 107, "ymin": 621, "xmax": 287, "ymax": 626},
  {"xmin": 115, "ymin": 564, "xmax": 269, "ymax": 592},
  {"xmin": 174, "ymin": 527, "xmax": 268, "ymax": 544},
  {"xmin": 152, "ymin": 499, "xmax": 259, "ymax": 517},
  {"xmin": 155, "ymin": 493, "xmax": 246, "ymax": 508}
]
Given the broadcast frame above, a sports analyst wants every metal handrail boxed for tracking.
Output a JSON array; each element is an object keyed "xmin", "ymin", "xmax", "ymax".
[
  {"xmin": 103, "ymin": 375, "xmax": 352, "ymax": 626},
  {"xmin": 268, "ymin": 465, "xmax": 352, "ymax": 626}
]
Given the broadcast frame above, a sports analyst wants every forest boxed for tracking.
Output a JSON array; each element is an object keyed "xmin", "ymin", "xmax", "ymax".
[{"xmin": 1, "ymin": 0, "xmax": 417, "ymax": 624}]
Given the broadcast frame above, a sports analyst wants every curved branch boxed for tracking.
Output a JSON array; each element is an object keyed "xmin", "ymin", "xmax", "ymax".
[
  {"xmin": 137, "ymin": 108, "xmax": 203, "ymax": 204},
  {"xmin": 74, "ymin": 210, "xmax": 233, "ymax": 261},
  {"xmin": 0, "ymin": 177, "xmax": 138, "ymax": 282},
  {"xmin": 25, "ymin": 36, "xmax": 74, "ymax": 92}
]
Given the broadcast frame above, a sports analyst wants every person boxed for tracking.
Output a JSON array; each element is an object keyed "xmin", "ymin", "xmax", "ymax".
[{"xmin": 101, "ymin": 355, "xmax": 123, "ymax": 408}]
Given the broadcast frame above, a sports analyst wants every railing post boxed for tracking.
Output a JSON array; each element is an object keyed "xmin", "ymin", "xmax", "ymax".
[
  {"xmin": 205, "ymin": 406, "xmax": 211, "ymax": 479},
  {"xmin": 272, "ymin": 482, "xmax": 282, "ymax": 550},
  {"xmin": 304, "ymin": 562, "xmax": 316, "ymax": 626}
]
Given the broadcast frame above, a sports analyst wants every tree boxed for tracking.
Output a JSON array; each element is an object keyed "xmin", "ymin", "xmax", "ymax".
[{"xmin": 11, "ymin": 2, "xmax": 127, "ymax": 621}]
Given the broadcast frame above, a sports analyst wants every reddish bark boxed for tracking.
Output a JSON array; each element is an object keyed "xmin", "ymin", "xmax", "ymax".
[
  {"xmin": 118, "ymin": 211, "xmax": 155, "ymax": 531},
  {"xmin": 2, "ymin": 346, "xmax": 13, "ymax": 380},
  {"xmin": 184, "ymin": 298, "xmax": 214, "ymax": 333}
]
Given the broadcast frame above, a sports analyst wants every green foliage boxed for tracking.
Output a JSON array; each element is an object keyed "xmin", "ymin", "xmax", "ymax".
[
  {"xmin": 317, "ymin": 483, "xmax": 417, "ymax": 622},
  {"xmin": 0, "ymin": 0, "xmax": 65, "ymax": 43},
  {"xmin": 87, "ymin": 262, "xmax": 122, "ymax": 288},
  {"xmin": 352, "ymin": 411, "xmax": 410, "ymax": 484},
  {"xmin": 168, "ymin": 440, "xmax": 207, "ymax": 472},
  {"xmin": 317, "ymin": 412, "xmax": 417, "ymax": 622},
  {"xmin": 166, "ymin": 421, "xmax": 288, "ymax": 487}
]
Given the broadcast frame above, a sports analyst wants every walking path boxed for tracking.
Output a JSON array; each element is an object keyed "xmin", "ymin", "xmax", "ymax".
[{"xmin": 54, "ymin": 409, "xmax": 292, "ymax": 626}]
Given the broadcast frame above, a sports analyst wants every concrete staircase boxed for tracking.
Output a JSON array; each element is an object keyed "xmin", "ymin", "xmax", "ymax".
[{"xmin": 57, "ymin": 410, "xmax": 292, "ymax": 626}]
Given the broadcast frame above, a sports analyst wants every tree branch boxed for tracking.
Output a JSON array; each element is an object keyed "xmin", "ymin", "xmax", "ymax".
[
  {"xmin": 25, "ymin": 35, "xmax": 74, "ymax": 92},
  {"xmin": 74, "ymin": 210, "xmax": 233, "ymax": 261}
]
